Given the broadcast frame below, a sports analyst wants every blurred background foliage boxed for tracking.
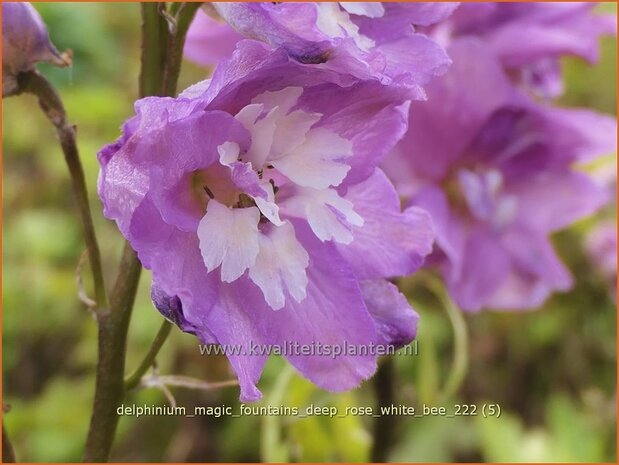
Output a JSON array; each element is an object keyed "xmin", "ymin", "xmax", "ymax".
[{"xmin": 2, "ymin": 3, "xmax": 617, "ymax": 463}]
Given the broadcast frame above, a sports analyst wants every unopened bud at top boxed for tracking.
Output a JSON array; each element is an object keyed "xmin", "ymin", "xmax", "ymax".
[{"xmin": 2, "ymin": 2, "xmax": 71, "ymax": 96}]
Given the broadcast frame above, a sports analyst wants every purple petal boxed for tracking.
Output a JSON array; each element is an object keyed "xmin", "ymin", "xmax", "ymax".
[
  {"xmin": 510, "ymin": 170, "xmax": 609, "ymax": 233},
  {"xmin": 134, "ymin": 205, "xmax": 267, "ymax": 401},
  {"xmin": 138, "ymin": 218, "xmax": 266, "ymax": 401},
  {"xmin": 206, "ymin": 4, "xmax": 451, "ymax": 95},
  {"xmin": 411, "ymin": 185, "xmax": 466, "ymax": 282},
  {"xmin": 184, "ymin": 9, "xmax": 244, "ymax": 67},
  {"xmin": 213, "ymin": 3, "xmax": 329, "ymax": 60},
  {"xmin": 483, "ymin": 227, "xmax": 573, "ymax": 309},
  {"xmin": 150, "ymin": 282, "xmax": 204, "ymax": 338},
  {"xmin": 298, "ymin": 84, "xmax": 410, "ymax": 186},
  {"xmin": 197, "ymin": 281, "xmax": 270, "ymax": 402},
  {"xmin": 448, "ymin": 3, "xmax": 616, "ymax": 97},
  {"xmin": 540, "ymin": 107, "xmax": 618, "ymax": 163},
  {"xmin": 394, "ymin": 38, "xmax": 520, "ymax": 182},
  {"xmin": 448, "ymin": 228, "xmax": 511, "ymax": 312},
  {"xmin": 263, "ymin": 221, "xmax": 379, "ymax": 392},
  {"xmin": 376, "ymin": 34, "xmax": 452, "ymax": 88},
  {"xmin": 486, "ymin": 5, "xmax": 616, "ymax": 66},
  {"xmin": 97, "ymin": 143, "xmax": 150, "ymax": 241},
  {"xmin": 337, "ymin": 169, "xmax": 434, "ymax": 279},
  {"xmin": 360, "ymin": 279, "xmax": 418, "ymax": 348},
  {"xmin": 355, "ymin": 2, "xmax": 459, "ymax": 42},
  {"xmin": 502, "ymin": 226, "xmax": 573, "ymax": 292},
  {"xmin": 201, "ymin": 39, "xmax": 372, "ymax": 111}
]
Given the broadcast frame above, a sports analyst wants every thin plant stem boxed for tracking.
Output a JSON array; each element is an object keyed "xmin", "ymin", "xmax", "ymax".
[
  {"xmin": 162, "ymin": 2, "xmax": 203, "ymax": 96},
  {"xmin": 137, "ymin": 373, "xmax": 239, "ymax": 410},
  {"xmin": 261, "ymin": 365, "xmax": 295, "ymax": 462},
  {"xmin": 124, "ymin": 320, "xmax": 173, "ymax": 391},
  {"xmin": 424, "ymin": 274, "xmax": 469, "ymax": 401},
  {"xmin": 14, "ymin": 71, "xmax": 108, "ymax": 311},
  {"xmin": 142, "ymin": 375, "xmax": 239, "ymax": 392},
  {"xmin": 139, "ymin": 3, "xmax": 168, "ymax": 97},
  {"xmin": 83, "ymin": 243, "xmax": 142, "ymax": 462}
]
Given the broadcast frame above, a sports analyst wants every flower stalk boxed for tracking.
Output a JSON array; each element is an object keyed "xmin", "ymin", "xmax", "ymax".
[
  {"xmin": 162, "ymin": 2, "xmax": 202, "ymax": 96},
  {"xmin": 83, "ymin": 242, "xmax": 141, "ymax": 462},
  {"xmin": 423, "ymin": 274, "xmax": 469, "ymax": 401},
  {"xmin": 14, "ymin": 70, "xmax": 108, "ymax": 312},
  {"xmin": 124, "ymin": 320, "xmax": 173, "ymax": 391}
]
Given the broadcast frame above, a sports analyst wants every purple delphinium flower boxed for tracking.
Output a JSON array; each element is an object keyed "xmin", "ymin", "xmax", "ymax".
[
  {"xmin": 384, "ymin": 38, "xmax": 616, "ymax": 312},
  {"xmin": 99, "ymin": 41, "xmax": 433, "ymax": 401},
  {"xmin": 433, "ymin": 2, "xmax": 617, "ymax": 98},
  {"xmin": 1, "ymin": 2, "xmax": 70, "ymax": 96},
  {"xmin": 185, "ymin": 2, "xmax": 457, "ymax": 97}
]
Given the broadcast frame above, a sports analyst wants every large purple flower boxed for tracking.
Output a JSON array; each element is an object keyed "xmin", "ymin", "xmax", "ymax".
[
  {"xmin": 1, "ymin": 2, "xmax": 70, "ymax": 96},
  {"xmin": 434, "ymin": 2, "xmax": 617, "ymax": 98},
  {"xmin": 186, "ymin": 2, "xmax": 456, "ymax": 97},
  {"xmin": 384, "ymin": 38, "xmax": 615, "ymax": 312},
  {"xmin": 99, "ymin": 41, "xmax": 433, "ymax": 401}
]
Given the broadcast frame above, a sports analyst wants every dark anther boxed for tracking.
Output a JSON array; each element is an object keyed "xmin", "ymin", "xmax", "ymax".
[
  {"xmin": 236, "ymin": 193, "xmax": 269, "ymax": 224},
  {"xmin": 295, "ymin": 53, "xmax": 329, "ymax": 65},
  {"xmin": 203, "ymin": 185, "xmax": 215, "ymax": 199},
  {"xmin": 269, "ymin": 179, "xmax": 279, "ymax": 195},
  {"xmin": 237, "ymin": 193, "xmax": 256, "ymax": 209}
]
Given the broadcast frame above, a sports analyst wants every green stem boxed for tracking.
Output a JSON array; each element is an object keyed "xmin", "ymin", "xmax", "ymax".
[
  {"xmin": 424, "ymin": 274, "xmax": 469, "ymax": 401},
  {"xmin": 261, "ymin": 366, "xmax": 294, "ymax": 462},
  {"xmin": 83, "ymin": 243, "xmax": 142, "ymax": 462},
  {"xmin": 162, "ymin": 2, "xmax": 203, "ymax": 96},
  {"xmin": 124, "ymin": 320, "xmax": 173, "ymax": 391},
  {"xmin": 139, "ymin": 3, "xmax": 168, "ymax": 97},
  {"xmin": 15, "ymin": 70, "xmax": 108, "ymax": 311}
]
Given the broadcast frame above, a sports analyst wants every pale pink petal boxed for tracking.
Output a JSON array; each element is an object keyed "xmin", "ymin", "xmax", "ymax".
[
  {"xmin": 280, "ymin": 186, "xmax": 363, "ymax": 244},
  {"xmin": 197, "ymin": 200, "xmax": 260, "ymax": 282},
  {"xmin": 249, "ymin": 222, "xmax": 309, "ymax": 310},
  {"xmin": 273, "ymin": 127, "xmax": 352, "ymax": 189},
  {"xmin": 340, "ymin": 2, "xmax": 385, "ymax": 18}
]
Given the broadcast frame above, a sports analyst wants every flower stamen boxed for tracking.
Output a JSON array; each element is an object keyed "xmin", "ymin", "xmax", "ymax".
[{"xmin": 203, "ymin": 184, "xmax": 215, "ymax": 200}]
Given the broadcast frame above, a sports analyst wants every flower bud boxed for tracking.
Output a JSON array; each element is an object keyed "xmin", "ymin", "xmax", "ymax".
[{"xmin": 2, "ymin": 2, "xmax": 71, "ymax": 96}]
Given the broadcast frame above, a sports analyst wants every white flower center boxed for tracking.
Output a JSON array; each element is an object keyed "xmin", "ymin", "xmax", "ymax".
[
  {"xmin": 457, "ymin": 168, "xmax": 518, "ymax": 230},
  {"xmin": 196, "ymin": 86, "xmax": 363, "ymax": 310}
]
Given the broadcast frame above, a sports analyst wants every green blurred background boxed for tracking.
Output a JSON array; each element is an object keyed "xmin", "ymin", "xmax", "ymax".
[{"xmin": 2, "ymin": 3, "xmax": 617, "ymax": 462}]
